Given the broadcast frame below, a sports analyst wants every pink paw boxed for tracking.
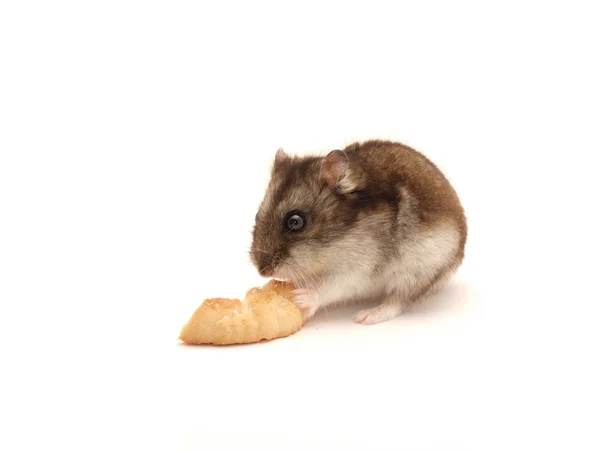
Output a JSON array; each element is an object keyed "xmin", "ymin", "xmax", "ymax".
[
  {"xmin": 292, "ymin": 289, "xmax": 319, "ymax": 321},
  {"xmin": 353, "ymin": 304, "xmax": 402, "ymax": 325}
]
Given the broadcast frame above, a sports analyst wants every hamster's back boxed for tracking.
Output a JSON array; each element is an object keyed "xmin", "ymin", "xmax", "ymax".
[{"xmin": 343, "ymin": 140, "xmax": 467, "ymax": 258}]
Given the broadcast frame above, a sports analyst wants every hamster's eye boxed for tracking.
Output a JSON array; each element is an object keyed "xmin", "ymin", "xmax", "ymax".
[{"xmin": 283, "ymin": 211, "xmax": 306, "ymax": 232}]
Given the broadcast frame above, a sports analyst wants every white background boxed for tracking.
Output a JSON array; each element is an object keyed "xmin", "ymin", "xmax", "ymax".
[{"xmin": 1, "ymin": 1, "xmax": 599, "ymax": 449}]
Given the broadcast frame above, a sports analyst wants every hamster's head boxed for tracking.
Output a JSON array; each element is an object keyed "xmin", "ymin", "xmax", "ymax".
[{"xmin": 250, "ymin": 148, "xmax": 395, "ymax": 286}]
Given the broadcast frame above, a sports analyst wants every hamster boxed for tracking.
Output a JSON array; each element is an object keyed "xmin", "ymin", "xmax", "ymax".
[{"xmin": 250, "ymin": 140, "xmax": 467, "ymax": 325}]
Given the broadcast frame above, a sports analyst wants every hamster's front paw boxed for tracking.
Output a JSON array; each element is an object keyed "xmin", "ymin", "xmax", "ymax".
[{"xmin": 292, "ymin": 289, "xmax": 319, "ymax": 321}]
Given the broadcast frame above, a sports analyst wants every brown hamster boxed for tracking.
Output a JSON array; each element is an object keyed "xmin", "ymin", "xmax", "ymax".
[{"xmin": 250, "ymin": 140, "xmax": 467, "ymax": 325}]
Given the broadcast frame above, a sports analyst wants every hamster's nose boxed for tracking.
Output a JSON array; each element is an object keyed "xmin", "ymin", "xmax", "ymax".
[
  {"xmin": 256, "ymin": 256, "xmax": 274, "ymax": 277},
  {"xmin": 258, "ymin": 262, "xmax": 274, "ymax": 277}
]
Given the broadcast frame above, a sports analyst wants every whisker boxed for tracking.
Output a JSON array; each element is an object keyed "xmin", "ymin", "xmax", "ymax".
[{"xmin": 258, "ymin": 266, "xmax": 271, "ymax": 275}]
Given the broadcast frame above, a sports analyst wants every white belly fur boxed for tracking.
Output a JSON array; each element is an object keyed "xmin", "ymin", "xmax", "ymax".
[{"xmin": 318, "ymin": 222, "xmax": 461, "ymax": 308}]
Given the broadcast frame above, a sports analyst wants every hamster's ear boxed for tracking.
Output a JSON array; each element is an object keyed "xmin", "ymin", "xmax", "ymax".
[
  {"xmin": 320, "ymin": 150, "xmax": 355, "ymax": 193},
  {"xmin": 273, "ymin": 147, "xmax": 290, "ymax": 169},
  {"xmin": 271, "ymin": 148, "xmax": 292, "ymax": 173}
]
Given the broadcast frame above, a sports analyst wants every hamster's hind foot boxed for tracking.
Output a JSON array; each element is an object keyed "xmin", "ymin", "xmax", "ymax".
[{"xmin": 353, "ymin": 302, "xmax": 404, "ymax": 325}]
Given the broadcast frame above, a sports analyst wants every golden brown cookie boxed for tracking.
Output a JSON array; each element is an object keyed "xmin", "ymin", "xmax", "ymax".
[{"xmin": 178, "ymin": 280, "xmax": 302, "ymax": 345}]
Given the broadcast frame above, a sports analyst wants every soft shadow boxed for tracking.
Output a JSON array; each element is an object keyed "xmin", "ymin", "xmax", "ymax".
[
  {"xmin": 174, "ymin": 334, "xmax": 296, "ymax": 350},
  {"xmin": 406, "ymin": 279, "xmax": 470, "ymax": 316}
]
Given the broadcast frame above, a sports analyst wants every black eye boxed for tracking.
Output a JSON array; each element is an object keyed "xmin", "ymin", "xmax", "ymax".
[{"xmin": 284, "ymin": 211, "xmax": 306, "ymax": 232}]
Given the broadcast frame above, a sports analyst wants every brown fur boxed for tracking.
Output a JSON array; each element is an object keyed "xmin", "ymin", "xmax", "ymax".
[
  {"xmin": 342, "ymin": 140, "xmax": 468, "ymax": 259},
  {"xmin": 251, "ymin": 140, "xmax": 467, "ymax": 277}
]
